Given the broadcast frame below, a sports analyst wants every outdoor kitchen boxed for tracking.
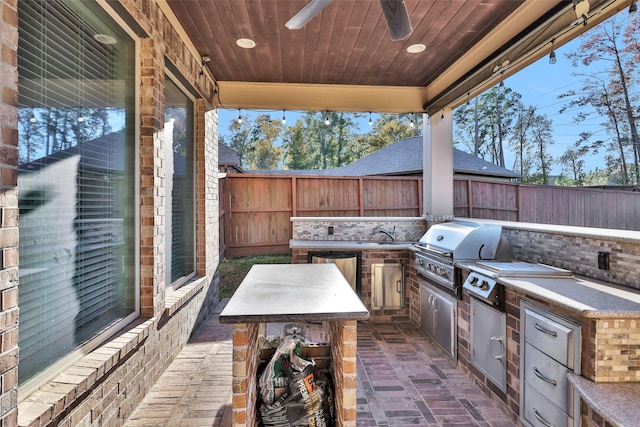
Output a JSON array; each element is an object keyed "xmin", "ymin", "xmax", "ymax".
[{"xmin": 290, "ymin": 216, "xmax": 640, "ymax": 427}]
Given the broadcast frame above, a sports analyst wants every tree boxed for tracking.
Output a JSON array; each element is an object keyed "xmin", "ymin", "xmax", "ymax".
[
  {"xmin": 223, "ymin": 113, "xmax": 252, "ymax": 169},
  {"xmin": 246, "ymin": 114, "xmax": 283, "ymax": 170},
  {"xmin": 508, "ymin": 103, "xmax": 536, "ymax": 177},
  {"xmin": 367, "ymin": 113, "xmax": 421, "ymax": 153},
  {"xmin": 454, "ymin": 86, "xmax": 521, "ymax": 167},
  {"xmin": 282, "ymin": 123, "xmax": 314, "ymax": 170},
  {"xmin": 558, "ymin": 145, "xmax": 587, "ymax": 186},
  {"xmin": 528, "ymin": 114, "xmax": 555, "ymax": 184},
  {"xmin": 563, "ymin": 15, "xmax": 639, "ymax": 184}
]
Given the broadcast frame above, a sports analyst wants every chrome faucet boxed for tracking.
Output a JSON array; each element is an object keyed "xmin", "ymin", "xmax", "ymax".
[{"xmin": 378, "ymin": 227, "xmax": 395, "ymax": 242}]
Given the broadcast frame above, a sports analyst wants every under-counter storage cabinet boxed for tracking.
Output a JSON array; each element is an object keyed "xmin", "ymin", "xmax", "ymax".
[
  {"xmin": 420, "ymin": 283, "xmax": 456, "ymax": 360},
  {"xmin": 520, "ymin": 301, "xmax": 581, "ymax": 427},
  {"xmin": 372, "ymin": 263, "xmax": 404, "ymax": 309}
]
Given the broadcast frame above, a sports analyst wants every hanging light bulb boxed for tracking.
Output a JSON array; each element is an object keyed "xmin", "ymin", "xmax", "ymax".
[
  {"xmin": 549, "ymin": 39, "xmax": 557, "ymax": 65},
  {"xmin": 466, "ymin": 92, "xmax": 471, "ymax": 106},
  {"xmin": 630, "ymin": 0, "xmax": 637, "ymax": 15},
  {"xmin": 29, "ymin": 115, "xmax": 37, "ymax": 123},
  {"xmin": 440, "ymin": 110, "xmax": 445, "ymax": 120},
  {"xmin": 237, "ymin": 110, "xmax": 242, "ymax": 124},
  {"xmin": 368, "ymin": 112, "xmax": 373, "ymax": 126},
  {"xmin": 409, "ymin": 116, "xmax": 415, "ymax": 128},
  {"xmin": 324, "ymin": 112, "xmax": 330, "ymax": 125},
  {"xmin": 281, "ymin": 110, "xmax": 286, "ymax": 125}
]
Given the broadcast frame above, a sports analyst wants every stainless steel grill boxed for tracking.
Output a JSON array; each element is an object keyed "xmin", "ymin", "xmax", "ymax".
[{"xmin": 414, "ymin": 220, "xmax": 512, "ymax": 296}]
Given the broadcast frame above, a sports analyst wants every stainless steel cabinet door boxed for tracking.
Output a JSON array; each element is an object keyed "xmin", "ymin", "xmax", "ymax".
[
  {"xmin": 420, "ymin": 283, "xmax": 456, "ymax": 360},
  {"xmin": 470, "ymin": 297, "xmax": 507, "ymax": 392},
  {"xmin": 372, "ymin": 263, "xmax": 404, "ymax": 309}
]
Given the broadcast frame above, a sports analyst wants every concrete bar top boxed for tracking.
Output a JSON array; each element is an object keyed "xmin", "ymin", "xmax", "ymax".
[{"xmin": 218, "ymin": 263, "xmax": 370, "ymax": 324}]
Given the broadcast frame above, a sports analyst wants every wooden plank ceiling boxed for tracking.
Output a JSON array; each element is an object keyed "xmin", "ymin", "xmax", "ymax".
[{"xmin": 165, "ymin": 0, "xmax": 630, "ymax": 114}]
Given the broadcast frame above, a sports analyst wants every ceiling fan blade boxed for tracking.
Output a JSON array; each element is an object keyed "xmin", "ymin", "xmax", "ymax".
[
  {"xmin": 379, "ymin": 0, "xmax": 413, "ymax": 41},
  {"xmin": 285, "ymin": 0, "xmax": 333, "ymax": 30}
]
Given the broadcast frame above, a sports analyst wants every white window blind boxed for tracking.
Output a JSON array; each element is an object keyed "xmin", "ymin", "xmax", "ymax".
[
  {"xmin": 164, "ymin": 78, "xmax": 195, "ymax": 286},
  {"xmin": 17, "ymin": 0, "xmax": 136, "ymax": 386}
]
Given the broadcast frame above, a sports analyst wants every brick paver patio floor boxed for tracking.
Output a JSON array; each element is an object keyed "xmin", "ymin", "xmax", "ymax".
[{"xmin": 125, "ymin": 300, "xmax": 516, "ymax": 426}]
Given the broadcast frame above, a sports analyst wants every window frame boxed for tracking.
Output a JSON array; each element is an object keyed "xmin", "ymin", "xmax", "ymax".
[
  {"xmin": 17, "ymin": 0, "xmax": 141, "ymax": 398},
  {"xmin": 164, "ymin": 69, "xmax": 197, "ymax": 291}
]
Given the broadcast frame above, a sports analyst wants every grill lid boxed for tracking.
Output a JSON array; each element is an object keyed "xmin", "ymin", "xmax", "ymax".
[{"xmin": 417, "ymin": 220, "xmax": 503, "ymax": 260}]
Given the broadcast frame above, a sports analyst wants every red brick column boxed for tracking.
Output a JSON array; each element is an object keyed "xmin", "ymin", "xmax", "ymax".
[
  {"xmin": 231, "ymin": 322, "xmax": 263, "ymax": 426},
  {"xmin": 327, "ymin": 320, "xmax": 358, "ymax": 427},
  {"xmin": 139, "ymin": 38, "xmax": 166, "ymax": 317},
  {"xmin": 0, "ymin": 1, "xmax": 19, "ymax": 425}
]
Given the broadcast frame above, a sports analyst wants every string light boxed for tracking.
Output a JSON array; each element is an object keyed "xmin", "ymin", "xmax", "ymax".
[
  {"xmin": 409, "ymin": 115, "xmax": 415, "ymax": 128},
  {"xmin": 630, "ymin": 0, "xmax": 637, "ymax": 15},
  {"xmin": 237, "ymin": 109, "xmax": 242, "ymax": 124},
  {"xmin": 281, "ymin": 110, "xmax": 286, "ymax": 124},
  {"xmin": 549, "ymin": 38, "xmax": 557, "ymax": 65},
  {"xmin": 324, "ymin": 112, "xmax": 330, "ymax": 125},
  {"xmin": 440, "ymin": 109, "xmax": 445, "ymax": 120},
  {"xmin": 368, "ymin": 111, "xmax": 373, "ymax": 126}
]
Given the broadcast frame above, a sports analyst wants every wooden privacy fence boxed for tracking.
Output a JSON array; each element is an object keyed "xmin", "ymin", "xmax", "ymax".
[
  {"xmin": 219, "ymin": 174, "xmax": 423, "ymax": 256},
  {"xmin": 454, "ymin": 179, "xmax": 640, "ymax": 229},
  {"xmin": 219, "ymin": 175, "xmax": 640, "ymax": 257}
]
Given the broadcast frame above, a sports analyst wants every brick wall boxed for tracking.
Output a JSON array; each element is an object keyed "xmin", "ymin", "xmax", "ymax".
[
  {"xmin": 2, "ymin": 0, "xmax": 222, "ymax": 426},
  {"xmin": 503, "ymin": 227, "xmax": 640, "ymax": 290},
  {"xmin": 0, "ymin": 0, "xmax": 20, "ymax": 425}
]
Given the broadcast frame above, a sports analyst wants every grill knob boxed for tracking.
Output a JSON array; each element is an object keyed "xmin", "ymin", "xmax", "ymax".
[
  {"xmin": 480, "ymin": 281, "xmax": 490, "ymax": 291},
  {"xmin": 470, "ymin": 276, "xmax": 479, "ymax": 286},
  {"xmin": 436, "ymin": 267, "xmax": 445, "ymax": 276}
]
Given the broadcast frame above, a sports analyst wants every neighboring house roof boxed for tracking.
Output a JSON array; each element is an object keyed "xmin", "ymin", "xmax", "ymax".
[
  {"xmin": 246, "ymin": 136, "xmax": 520, "ymax": 179},
  {"xmin": 218, "ymin": 142, "xmax": 242, "ymax": 172}
]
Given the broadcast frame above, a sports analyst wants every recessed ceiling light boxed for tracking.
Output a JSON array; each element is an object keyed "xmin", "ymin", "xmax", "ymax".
[
  {"xmin": 407, "ymin": 44, "xmax": 426, "ymax": 54},
  {"xmin": 94, "ymin": 34, "xmax": 117, "ymax": 45},
  {"xmin": 236, "ymin": 38, "xmax": 256, "ymax": 49}
]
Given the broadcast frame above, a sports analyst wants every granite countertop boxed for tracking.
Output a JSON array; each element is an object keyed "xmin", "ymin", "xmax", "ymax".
[
  {"xmin": 458, "ymin": 262, "xmax": 640, "ymax": 318},
  {"xmin": 289, "ymin": 239, "xmax": 414, "ymax": 250},
  {"xmin": 497, "ymin": 274, "xmax": 640, "ymax": 318},
  {"xmin": 568, "ymin": 373, "xmax": 640, "ymax": 427},
  {"xmin": 218, "ymin": 263, "xmax": 370, "ymax": 324}
]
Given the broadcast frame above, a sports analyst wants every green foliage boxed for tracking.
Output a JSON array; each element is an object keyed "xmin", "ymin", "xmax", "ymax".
[{"xmin": 222, "ymin": 111, "xmax": 422, "ymax": 172}]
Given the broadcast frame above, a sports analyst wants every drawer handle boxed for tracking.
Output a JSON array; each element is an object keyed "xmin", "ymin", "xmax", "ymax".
[
  {"xmin": 534, "ymin": 322, "xmax": 558, "ymax": 337},
  {"xmin": 533, "ymin": 367, "xmax": 557, "ymax": 386},
  {"xmin": 490, "ymin": 336, "xmax": 505, "ymax": 360},
  {"xmin": 533, "ymin": 408, "xmax": 555, "ymax": 427}
]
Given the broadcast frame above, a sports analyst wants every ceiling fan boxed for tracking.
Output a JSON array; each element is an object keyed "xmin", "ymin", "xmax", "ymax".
[{"xmin": 285, "ymin": 0, "xmax": 413, "ymax": 41}]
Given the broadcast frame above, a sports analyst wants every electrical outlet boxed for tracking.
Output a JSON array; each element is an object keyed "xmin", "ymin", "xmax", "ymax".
[
  {"xmin": 328, "ymin": 226, "xmax": 334, "ymax": 235},
  {"xmin": 597, "ymin": 252, "xmax": 610, "ymax": 270}
]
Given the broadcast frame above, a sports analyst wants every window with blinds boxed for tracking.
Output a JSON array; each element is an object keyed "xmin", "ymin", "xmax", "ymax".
[
  {"xmin": 17, "ymin": 0, "xmax": 136, "ymax": 387},
  {"xmin": 164, "ymin": 78, "xmax": 195, "ymax": 287}
]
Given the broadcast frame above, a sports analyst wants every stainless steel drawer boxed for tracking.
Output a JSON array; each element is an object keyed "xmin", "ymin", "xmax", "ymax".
[
  {"xmin": 523, "ymin": 381, "xmax": 571, "ymax": 427},
  {"xmin": 524, "ymin": 308, "xmax": 574, "ymax": 367},
  {"xmin": 524, "ymin": 343, "xmax": 572, "ymax": 415}
]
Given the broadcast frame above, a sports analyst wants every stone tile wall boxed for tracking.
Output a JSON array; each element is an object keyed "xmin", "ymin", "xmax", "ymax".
[
  {"xmin": 291, "ymin": 217, "xmax": 426, "ymax": 242},
  {"xmin": 503, "ymin": 227, "xmax": 640, "ymax": 290}
]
